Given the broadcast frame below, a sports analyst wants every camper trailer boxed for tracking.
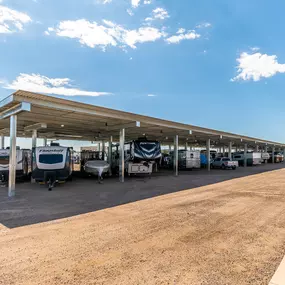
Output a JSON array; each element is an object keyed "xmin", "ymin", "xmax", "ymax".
[
  {"xmin": 0, "ymin": 148, "xmax": 31, "ymax": 182},
  {"xmin": 32, "ymin": 146, "xmax": 73, "ymax": 190},
  {"xmin": 261, "ymin": 152, "xmax": 270, "ymax": 163},
  {"xmin": 232, "ymin": 152, "xmax": 262, "ymax": 166},
  {"xmin": 268, "ymin": 151, "xmax": 284, "ymax": 163},
  {"xmin": 170, "ymin": 150, "xmax": 201, "ymax": 170},
  {"xmin": 112, "ymin": 138, "xmax": 162, "ymax": 175}
]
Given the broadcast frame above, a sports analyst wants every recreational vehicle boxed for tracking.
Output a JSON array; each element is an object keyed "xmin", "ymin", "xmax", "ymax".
[
  {"xmin": 232, "ymin": 152, "xmax": 262, "ymax": 166},
  {"xmin": 112, "ymin": 138, "xmax": 162, "ymax": 175},
  {"xmin": 32, "ymin": 146, "xmax": 73, "ymax": 190},
  {"xmin": 268, "ymin": 151, "xmax": 284, "ymax": 163},
  {"xmin": 169, "ymin": 150, "xmax": 201, "ymax": 170},
  {"xmin": 0, "ymin": 148, "xmax": 31, "ymax": 182},
  {"xmin": 261, "ymin": 152, "xmax": 270, "ymax": 163}
]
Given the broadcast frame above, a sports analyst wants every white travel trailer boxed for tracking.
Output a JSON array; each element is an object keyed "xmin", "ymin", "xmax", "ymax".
[
  {"xmin": 170, "ymin": 150, "xmax": 201, "ymax": 170},
  {"xmin": 32, "ymin": 146, "xmax": 73, "ymax": 190},
  {"xmin": 0, "ymin": 148, "xmax": 32, "ymax": 182},
  {"xmin": 232, "ymin": 152, "xmax": 262, "ymax": 166}
]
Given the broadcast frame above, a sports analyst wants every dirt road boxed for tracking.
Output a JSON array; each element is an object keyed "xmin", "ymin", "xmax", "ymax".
[{"xmin": 1, "ymin": 169, "xmax": 285, "ymax": 285}]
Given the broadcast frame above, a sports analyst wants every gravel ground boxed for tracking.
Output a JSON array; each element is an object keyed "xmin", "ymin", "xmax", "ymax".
[{"xmin": 1, "ymin": 169, "xmax": 285, "ymax": 285}]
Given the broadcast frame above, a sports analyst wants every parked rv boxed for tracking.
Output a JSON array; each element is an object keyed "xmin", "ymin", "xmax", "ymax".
[
  {"xmin": 32, "ymin": 146, "xmax": 73, "ymax": 190},
  {"xmin": 232, "ymin": 152, "xmax": 262, "ymax": 166},
  {"xmin": 261, "ymin": 152, "xmax": 270, "ymax": 163},
  {"xmin": 211, "ymin": 157, "xmax": 238, "ymax": 170},
  {"xmin": 169, "ymin": 150, "xmax": 201, "ymax": 170},
  {"xmin": 112, "ymin": 138, "xmax": 161, "ymax": 175},
  {"xmin": 0, "ymin": 148, "xmax": 31, "ymax": 182},
  {"xmin": 268, "ymin": 151, "xmax": 284, "ymax": 163}
]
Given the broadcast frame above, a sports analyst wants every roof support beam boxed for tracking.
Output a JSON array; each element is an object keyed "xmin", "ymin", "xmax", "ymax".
[
  {"xmin": 0, "ymin": 102, "xmax": 31, "ymax": 120},
  {"xmin": 24, "ymin": 123, "xmax": 47, "ymax": 132},
  {"xmin": 0, "ymin": 128, "xmax": 9, "ymax": 135},
  {"xmin": 105, "ymin": 121, "xmax": 140, "ymax": 132}
]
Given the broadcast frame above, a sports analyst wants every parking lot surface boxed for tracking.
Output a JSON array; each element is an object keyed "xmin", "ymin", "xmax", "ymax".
[{"xmin": 1, "ymin": 164, "xmax": 285, "ymax": 284}]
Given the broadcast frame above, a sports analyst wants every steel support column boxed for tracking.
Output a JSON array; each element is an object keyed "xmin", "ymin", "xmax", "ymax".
[
  {"xmin": 8, "ymin": 115, "xmax": 17, "ymax": 197},
  {"xmin": 206, "ymin": 138, "xmax": 211, "ymax": 172},
  {"xmin": 102, "ymin": 141, "xmax": 105, "ymax": 159},
  {"xmin": 32, "ymin": 129, "xmax": 37, "ymax": 148},
  {"xmin": 272, "ymin": 146, "xmax": 275, "ymax": 164},
  {"xmin": 228, "ymin": 142, "xmax": 232, "ymax": 159},
  {"xmin": 255, "ymin": 145, "xmax": 259, "ymax": 152},
  {"xmin": 0, "ymin": 135, "xmax": 4, "ymax": 149},
  {"xmin": 244, "ymin": 143, "xmax": 248, "ymax": 167},
  {"xmin": 185, "ymin": 142, "xmax": 188, "ymax": 150},
  {"xmin": 174, "ymin": 135, "xmax": 178, "ymax": 176},
  {"xmin": 119, "ymin": 129, "xmax": 125, "ymax": 182},
  {"xmin": 222, "ymin": 146, "xmax": 225, "ymax": 156},
  {"xmin": 108, "ymin": 136, "xmax": 113, "ymax": 175},
  {"xmin": 31, "ymin": 130, "xmax": 38, "ymax": 183},
  {"xmin": 43, "ymin": 138, "xmax": 47, "ymax": 147}
]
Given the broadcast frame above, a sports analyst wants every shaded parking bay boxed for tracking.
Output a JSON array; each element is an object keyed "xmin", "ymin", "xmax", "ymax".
[
  {"xmin": 0, "ymin": 163, "xmax": 284, "ymax": 228},
  {"xmin": 1, "ymin": 165, "xmax": 285, "ymax": 284}
]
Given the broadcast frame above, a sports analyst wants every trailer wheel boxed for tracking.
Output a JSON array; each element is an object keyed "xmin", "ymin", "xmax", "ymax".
[
  {"xmin": 232, "ymin": 166, "xmax": 236, "ymax": 170},
  {"xmin": 221, "ymin": 164, "xmax": 226, "ymax": 170}
]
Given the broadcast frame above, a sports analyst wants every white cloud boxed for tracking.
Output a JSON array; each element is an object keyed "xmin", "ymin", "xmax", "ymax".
[
  {"xmin": 99, "ymin": 0, "xmax": 112, "ymax": 3},
  {"xmin": 47, "ymin": 19, "xmax": 166, "ymax": 50},
  {"xmin": 153, "ymin": 7, "xmax": 169, "ymax": 20},
  {"xmin": 2, "ymin": 73, "xmax": 110, "ymax": 96},
  {"xmin": 144, "ymin": 0, "xmax": 151, "ymax": 4},
  {"xmin": 196, "ymin": 22, "xmax": 211, "ymax": 29},
  {"xmin": 127, "ymin": 8, "xmax": 134, "ymax": 16},
  {"xmin": 250, "ymin": 46, "xmax": 260, "ymax": 52},
  {"xmin": 0, "ymin": 5, "xmax": 31, "ymax": 33},
  {"xmin": 131, "ymin": 0, "xmax": 140, "ymax": 8},
  {"xmin": 124, "ymin": 27, "xmax": 166, "ymax": 49},
  {"xmin": 166, "ymin": 29, "xmax": 200, "ymax": 44},
  {"xmin": 177, "ymin": 28, "xmax": 185, "ymax": 34},
  {"xmin": 232, "ymin": 52, "xmax": 285, "ymax": 82},
  {"xmin": 145, "ymin": 7, "xmax": 169, "ymax": 21},
  {"xmin": 147, "ymin": 94, "xmax": 156, "ymax": 97}
]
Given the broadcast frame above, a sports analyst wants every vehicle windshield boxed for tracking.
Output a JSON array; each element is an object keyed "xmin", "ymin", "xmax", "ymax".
[
  {"xmin": 0, "ymin": 155, "xmax": 9, "ymax": 165},
  {"xmin": 39, "ymin": 154, "xmax": 63, "ymax": 164}
]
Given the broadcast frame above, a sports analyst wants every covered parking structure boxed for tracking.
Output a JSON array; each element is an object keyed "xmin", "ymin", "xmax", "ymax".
[{"xmin": 0, "ymin": 90, "xmax": 284, "ymax": 197}]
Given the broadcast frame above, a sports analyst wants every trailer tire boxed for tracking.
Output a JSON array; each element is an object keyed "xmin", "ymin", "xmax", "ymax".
[
  {"xmin": 221, "ymin": 164, "xmax": 226, "ymax": 170},
  {"xmin": 232, "ymin": 166, "xmax": 236, "ymax": 170}
]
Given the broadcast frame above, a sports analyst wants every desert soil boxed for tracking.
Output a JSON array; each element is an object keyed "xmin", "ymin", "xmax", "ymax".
[{"xmin": 1, "ymin": 169, "xmax": 285, "ymax": 285}]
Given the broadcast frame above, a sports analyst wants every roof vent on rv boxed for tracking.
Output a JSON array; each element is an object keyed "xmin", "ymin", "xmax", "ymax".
[{"xmin": 50, "ymin": 143, "xmax": 60, "ymax": 146}]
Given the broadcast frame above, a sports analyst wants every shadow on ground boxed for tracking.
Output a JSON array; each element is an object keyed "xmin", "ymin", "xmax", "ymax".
[{"xmin": 0, "ymin": 163, "xmax": 284, "ymax": 228}]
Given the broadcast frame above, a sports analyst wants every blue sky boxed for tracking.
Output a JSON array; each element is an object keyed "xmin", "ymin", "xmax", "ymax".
[{"xmin": 1, "ymin": 0, "xmax": 285, "ymax": 149}]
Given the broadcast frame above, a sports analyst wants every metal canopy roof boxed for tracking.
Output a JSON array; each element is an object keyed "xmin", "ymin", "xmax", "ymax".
[{"xmin": 0, "ymin": 90, "xmax": 283, "ymax": 149}]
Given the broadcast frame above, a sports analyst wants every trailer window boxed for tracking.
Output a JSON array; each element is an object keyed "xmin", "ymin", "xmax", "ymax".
[
  {"xmin": 39, "ymin": 154, "xmax": 63, "ymax": 164},
  {"xmin": 0, "ymin": 156, "xmax": 9, "ymax": 164}
]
